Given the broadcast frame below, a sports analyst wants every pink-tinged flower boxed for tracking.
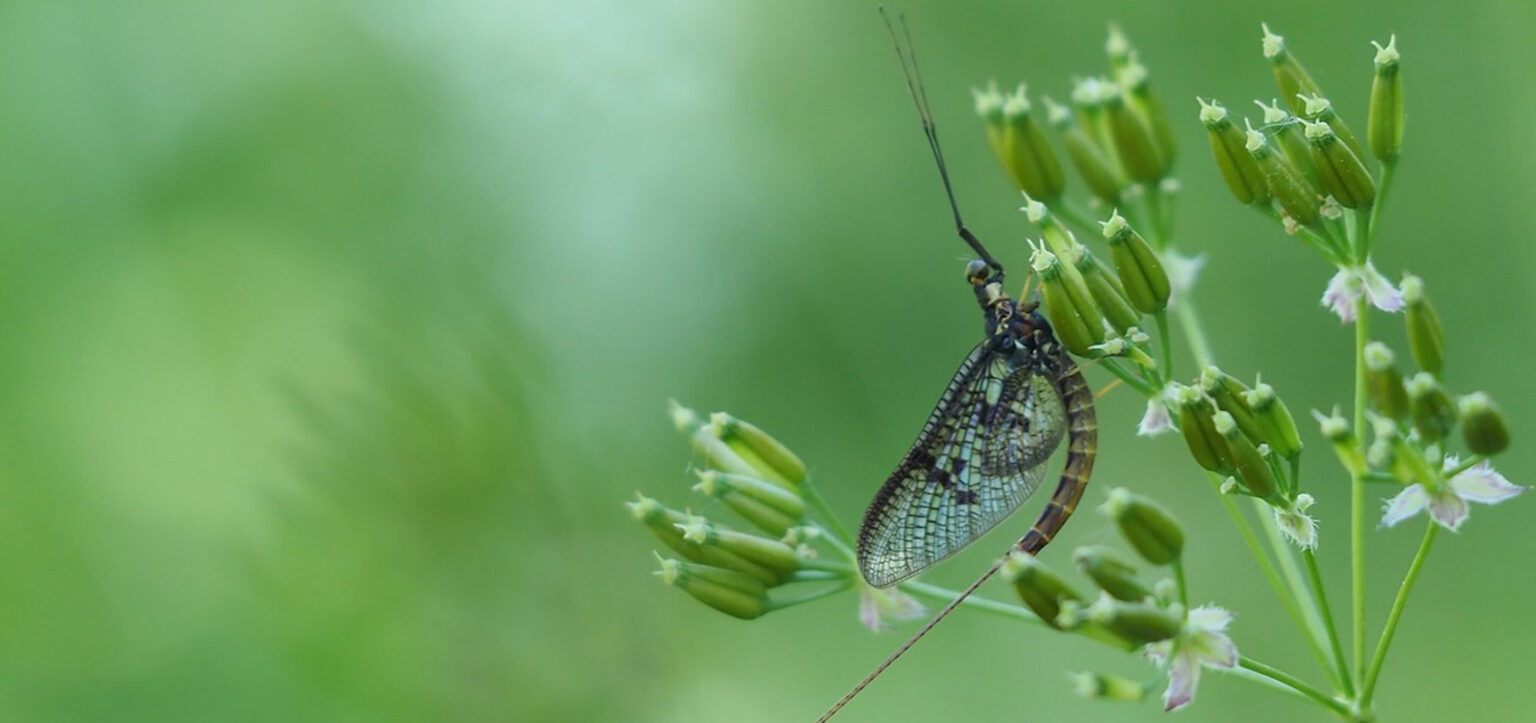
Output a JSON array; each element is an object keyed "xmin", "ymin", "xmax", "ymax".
[
  {"xmin": 1138, "ymin": 397, "xmax": 1174, "ymax": 436},
  {"xmin": 1321, "ymin": 263, "xmax": 1404, "ymax": 323},
  {"xmin": 858, "ymin": 585, "xmax": 926, "ymax": 632},
  {"xmin": 1145, "ymin": 605, "xmax": 1238, "ymax": 711},
  {"xmin": 1381, "ymin": 458, "xmax": 1525, "ymax": 532}
]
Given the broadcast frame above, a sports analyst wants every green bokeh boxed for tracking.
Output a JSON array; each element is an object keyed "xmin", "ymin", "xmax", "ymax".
[{"xmin": 2, "ymin": 0, "xmax": 1532, "ymax": 720}]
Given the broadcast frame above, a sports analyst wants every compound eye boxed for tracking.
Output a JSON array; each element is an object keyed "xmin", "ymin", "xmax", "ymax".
[{"xmin": 964, "ymin": 259, "xmax": 992, "ymax": 284}]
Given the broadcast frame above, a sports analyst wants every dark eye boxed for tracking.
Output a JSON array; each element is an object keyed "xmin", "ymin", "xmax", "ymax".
[{"xmin": 965, "ymin": 259, "xmax": 992, "ymax": 284}]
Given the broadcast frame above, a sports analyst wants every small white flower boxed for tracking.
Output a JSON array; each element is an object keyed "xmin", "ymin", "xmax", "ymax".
[
  {"xmin": 1321, "ymin": 262, "xmax": 1404, "ymax": 323},
  {"xmin": 1162, "ymin": 251, "xmax": 1205, "ymax": 308},
  {"xmin": 1275, "ymin": 493, "xmax": 1318, "ymax": 549},
  {"xmin": 858, "ymin": 585, "xmax": 926, "ymax": 632},
  {"xmin": 1381, "ymin": 457, "xmax": 1525, "ymax": 532},
  {"xmin": 1138, "ymin": 397, "xmax": 1174, "ymax": 436},
  {"xmin": 1145, "ymin": 605, "xmax": 1239, "ymax": 711}
]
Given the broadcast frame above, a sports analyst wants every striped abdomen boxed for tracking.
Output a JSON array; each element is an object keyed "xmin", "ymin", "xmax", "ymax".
[{"xmin": 1017, "ymin": 350, "xmax": 1097, "ymax": 555}]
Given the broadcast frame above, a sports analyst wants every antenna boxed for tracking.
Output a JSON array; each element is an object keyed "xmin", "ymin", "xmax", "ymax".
[
  {"xmin": 879, "ymin": 6, "xmax": 1004, "ymax": 278},
  {"xmin": 816, "ymin": 562, "xmax": 1004, "ymax": 722}
]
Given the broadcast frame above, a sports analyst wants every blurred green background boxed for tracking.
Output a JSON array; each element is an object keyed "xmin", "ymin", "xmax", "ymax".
[{"xmin": 2, "ymin": 0, "xmax": 1531, "ymax": 720}]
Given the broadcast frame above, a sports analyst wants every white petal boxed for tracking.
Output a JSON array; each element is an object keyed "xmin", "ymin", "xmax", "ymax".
[
  {"xmin": 1137, "ymin": 398, "xmax": 1174, "ymax": 436},
  {"xmin": 1381, "ymin": 484, "xmax": 1428, "ymax": 527},
  {"xmin": 1426, "ymin": 487, "xmax": 1469, "ymax": 532},
  {"xmin": 1449, "ymin": 463, "xmax": 1526, "ymax": 505},
  {"xmin": 1187, "ymin": 605, "xmax": 1234, "ymax": 635},
  {"xmin": 1193, "ymin": 630, "xmax": 1239, "ymax": 669},
  {"xmin": 858, "ymin": 588, "xmax": 883, "ymax": 632},
  {"xmin": 1163, "ymin": 649, "xmax": 1201, "ymax": 711},
  {"xmin": 1360, "ymin": 263, "xmax": 1405, "ymax": 314},
  {"xmin": 1275, "ymin": 504, "xmax": 1318, "ymax": 550},
  {"xmin": 1320, "ymin": 268, "xmax": 1359, "ymax": 323}
]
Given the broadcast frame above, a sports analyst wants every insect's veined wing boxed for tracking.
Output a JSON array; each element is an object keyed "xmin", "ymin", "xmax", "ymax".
[{"xmin": 857, "ymin": 340, "xmax": 1068, "ymax": 588}]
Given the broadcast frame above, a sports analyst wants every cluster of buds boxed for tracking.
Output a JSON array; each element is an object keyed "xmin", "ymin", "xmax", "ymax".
[
  {"xmin": 1004, "ymin": 487, "xmax": 1237, "ymax": 710},
  {"xmin": 1168, "ymin": 367, "xmax": 1314, "ymax": 545},
  {"xmin": 1025, "ymin": 201, "xmax": 1170, "ymax": 360},
  {"xmin": 1201, "ymin": 27, "xmax": 1401, "ymax": 232},
  {"xmin": 629, "ymin": 402, "xmax": 819, "ymax": 619},
  {"xmin": 976, "ymin": 27, "xmax": 1177, "ymax": 213},
  {"xmin": 1319, "ymin": 280, "xmax": 1521, "ymax": 531}
]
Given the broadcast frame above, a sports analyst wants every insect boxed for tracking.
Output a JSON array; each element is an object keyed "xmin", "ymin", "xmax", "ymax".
[{"xmin": 816, "ymin": 10, "xmax": 1098, "ymax": 721}]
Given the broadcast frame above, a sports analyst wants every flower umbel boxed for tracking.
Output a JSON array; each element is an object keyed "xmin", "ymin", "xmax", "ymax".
[
  {"xmin": 1322, "ymin": 263, "xmax": 1404, "ymax": 322},
  {"xmin": 1145, "ymin": 605, "xmax": 1239, "ymax": 711},
  {"xmin": 1381, "ymin": 457, "xmax": 1525, "ymax": 532}
]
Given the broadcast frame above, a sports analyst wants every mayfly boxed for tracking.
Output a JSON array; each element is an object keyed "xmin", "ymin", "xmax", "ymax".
[{"xmin": 816, "ymin": 10, "xmax": 1098, "ymax": 721}]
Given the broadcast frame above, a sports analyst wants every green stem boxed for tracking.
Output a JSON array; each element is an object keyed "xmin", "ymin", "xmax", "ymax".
[
  {"xmin": 1350, "ymin": 294, "xmax": 1370, "ymax": 688},
  {"xmin": 1173, "ymin": 291, "xmax": 1214, "ymax": 368},
  {"xmin": 1364, "ymin": 162, "xmax": 1397, "ymax": 256},
  {"xmin": 1236, "ymin": 656, "xmax": 1355, "ymax": 718},
  {"xmin": 1257, "ymin": 498, "xmax": 1338, "ymax": 681},
  {"xmin": 1302, "ymin": 548, "xmax": 1355, "ymax": 697},
  {"xmin": 1210, "ymin": 478, "xmax": 1335, "ymax": 681},
  {"xmin": 1359, "ymin": 522, "xmax": 1438, "ymax": 709},
  {"xmin": 1171, "ymin": 559, "xmax": 1190, "ymax": 610},
  {"xmin": 1443, "ymin": 455, "xmax": 1484, "ymax": 478},
  {"xmin": 899, "ymin": 581, "xmax": 1041, "ymax": 626},
  {"xmin": 1153, "ymin": 310, "xmax": 1173, "ymax": 380},
  {"xmin": 803, "ymin": 479, "xmax": 856, "ymax": 549},
  {"xmin": 765, "ymin": 579, "xmax": 855, "ymax": 610},
  {"xmin": 1101, "ymin": 358, "xmax": 1160, "ymax": 397},
  {"xmin": 1051, "ymin": 199, "xmax": 1103, "ymax": 239}
]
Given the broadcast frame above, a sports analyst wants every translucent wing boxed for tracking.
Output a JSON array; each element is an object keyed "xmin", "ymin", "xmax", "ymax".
[{"xmin": 857, "ymin": 341, "xmax": 1068, "ymax": 587}]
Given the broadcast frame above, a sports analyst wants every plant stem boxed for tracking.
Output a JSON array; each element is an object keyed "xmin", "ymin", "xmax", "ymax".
[
  {"xmin": 1154, "ymin": 310, "xmax": 1173, "ymax": 378},
  {"xmin": 1257, "ymin": 499, "xmax": 1338, "ymax": 681},
  {"xmin": 1364, "ymin": 162, "xmax": 1397, "ymax": 255},
  {"xmin": 1235, "ymin": 656, "xmax": 1355, "ymax": 718},
  {"xmin": 1350, "ymin": 294, "xmax": 1370, "ymax": 688},
  {"xmin": 1052, "ymin": 199, "xmax": 1103, "ymax": 238},
  {"xmin": 1218, "ymin": 492, "xmax": 1333, "ymax": 677},
  {"xmin": 1101, "ymin": 358, "xmax": 1160, "ymax": 397},
  {"xmin": 803, "ymin": 479, "xmax": 856, "ymax": 549},
  {"xmin": 1173, "ymin": 292, "xmax": 1214, "ymax": 368},
  {"xmin": 1303, "ymin": 548, "xmax": 1355, "ymax": 697},
  {"xmin": 899, "ymin": 581, "xmax": 1042, "ymax": 626},
  {"xmin": 766, "ymin": 579, "xmax": 856, "ymax": 610},
  {"xmin": 1359, "ymin": 522, "xmax": 1438, "ymax": 709},
  {"xmin": 1172, "ymin": 559, "xmax": 1189, "ymax": 610}
]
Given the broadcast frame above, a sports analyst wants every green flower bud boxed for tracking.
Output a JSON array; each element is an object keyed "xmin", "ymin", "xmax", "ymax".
[
  {"xmin": 1072, "ymin": 246, "xmax": 1142, "ymax": 335},
  {"xmin": 1199, "ymin": 99, "xmax": 1269, "ymax": 205},
  {"xmin": 1255, "ymin": 99, "xmax": 1324, "ymax": 191},
  {"xmin": 1001, "ymin": 550, "xmax": 1084, "ymax": 629},
  {"xmin": 1364, "ymin": 342, "xmax": 1410, "ymax": 420},
  {"xmin": 1072, "ymin": 78, "xmax": 1128, "ymax": 182},
  {"xmin": 1299, "ymin": 94, "xmax": 1366, "ymax": 169},
  {"xmin": 999, "ymin": 85, "xmax": 1067, "ymax": 200},
  {"xmin": 1069, "ymin": 671, "xmax": 1148, "ymax": 702},
  {"xmin": 1046, "ymin": 96, "xmax": 1123, "ymax": 204},
  {"xmin": 1100, "ymin": 487, "xmax": 1185, "ymax": 565},
  {"xmin": 691, "ymin": 470, "xmax": 802, "ymax": 536},
  {"xmin": 1105, "ymin": 24, "xmax": 1133, "ymax": 70},
  {"xmin": 1104, "ymin": 84, "xmax": 1166, "ymax": 183},
  {"xmin": 975, "ymin": 83, "xmax": 1010, "ymax": 174},
  {"xmin": 1214, "ymin": 411, "xmax": 1282, "ymax": 502},
  {"xmin": 1032, "ymin": 244, "xmax": 1104, "ymax": 355},
  {"xmin": 675, "ymin": 514, "xmax": 800, "ymax": 577},
  {"xmin": 1407, "ymin": 373, "xmax": 1456, "ymax": 442},
  {"xmin": 1302, "ymin": 119, "xmax": 1375, "ymax": 209},
  {"xmin": 1100, "ymin": 210, "xmax": 1170, "ymax": 313},
  {"xmin": 1174, "ymin": 384, "xmax": 1229, "ymax": 473},
  {"xmin": 1246, "ymin": 123, "xmax": 1320, "ymax": 227},
  {"xmin": 655, "ymin": 555, "xmax": 767, "ymax": 620},
  {"xmin": 1119, "ymin": 57, "xmax": 1177, "ymax": 171},
  {"xmin": 628, "ymin": 496, "xmax": 779, "ymax": 584},
  {"xmin": 1243, "ymin": 381, "xmax": 1304, "ymax": 459},
  {"xmin": 1459, "ymin": 392, "xmax": 1509, "ymax": 456},
  {"xmin": 1021, "ymin": 195, "xmax": 1076, "ymax": 253},
  {"xmin": 1368, "ymin": 36, "xmax": 1404, "ymax": 162},
  {"xmin": 1401, "ymin": 275, "xmax": 1445, "ymax": 375},
  {"xmin": 1312, "ymin": 408, "xmax": 1366, "ymax": 477},
  {"xmin": 1201, "ymin": 366, "xmax": 1265, "ymax": 445},
  {"xmin": 707, "ymin": 411, "xmax": 807, "ymax": 487},
  {"xmin": 1074, "ymin": 546, "xmax": 1152, "ymax": 602},
  {"xmin": 1087, "ymin": 594, "xmax": 1183, "ymax": 644},
  {"xmin": 1262, "ymin": 24, "xmax": 1324, "ymax": 116}
]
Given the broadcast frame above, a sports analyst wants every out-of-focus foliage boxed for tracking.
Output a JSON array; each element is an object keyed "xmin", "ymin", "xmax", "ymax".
[{"xmin": 0, "ymin": 0, "xmax": 1531, "ymax": 721}]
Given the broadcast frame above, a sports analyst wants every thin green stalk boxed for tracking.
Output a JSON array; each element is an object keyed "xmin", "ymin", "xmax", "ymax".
[
  {"xmin": 899, "ymin": 580, "xmax": 1042, "ymax": 626},
  {"xmin": 1443, "ymin": 455, "xmax": 1484, "ymax": 478},
  {"xmin": 1173, "ymin": 292, "xmax": 1214, "ymax": 368},
  {"xmin": 1236, "ymin": 656, "xmax": 1355, "ymax": 718},
  {"xmin": 1350, "ymin": 295, "xmax": 1370, "ymax": 687},
  {"xmin": 1051, "ymin": 199, "xmax": 1103, "ymax": 239},
  {"xmin": 766, "ymin": 579, "xmax": 856, "ymax": 610},
  {"xmin": 1257, "ymin": 499, "xmax": 1338, "ymax": 681},
  {"xmin": 803, "ymin": 479, "xmax": 856, "ymax": 548},
  {"xmin": 1302, "ymin": 549, "xmax": 1355, "ymax": 697},
  {"xmin": 1100, "ymin": 358, "xmax": 1160, "ymax": 397},
  {"xmin": 1359, "ymin": 522, "xmax": 1438, "ymax": 709},
  {"xmin": 1171, "ymin": 559, "xmax": 1189, "ymax": 610},
  {"xmin": 1153, "ymin": 310, "xmax": 1173, "ymax": 380},
  {"xmin": 1363, "ymin": 162, "xmax": 1397, "ymax": 255}
]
